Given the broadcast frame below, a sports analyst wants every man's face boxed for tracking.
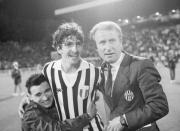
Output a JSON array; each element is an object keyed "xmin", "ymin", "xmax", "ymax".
[
  {"xmin": 57, "ymin": 35, "xmax": 83, "ymax": 65},
  {"xmin": 94, "ymin": 29, "xmax": 123, "ymax": 63},
  {"xmin": 30, "ymin": 81, "xmax": 53, "ymax": 108},
  {"xmin": 13, "ymin": 63, "xmax": 18, "ymax": 69}
]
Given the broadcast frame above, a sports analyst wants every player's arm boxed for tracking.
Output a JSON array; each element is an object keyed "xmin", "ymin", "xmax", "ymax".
[
  {"xmin": 63, "ymin": 97, "xmax": 97, "ymax": 130},
  {"xmin": 62, "ymin": 114, "xmax": 93, "ymax": 131}
]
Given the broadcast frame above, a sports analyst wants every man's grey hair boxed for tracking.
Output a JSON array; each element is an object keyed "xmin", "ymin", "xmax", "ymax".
[{"xmin": 89, "ymin": 21, "xmax": 122, "ymax": 41}]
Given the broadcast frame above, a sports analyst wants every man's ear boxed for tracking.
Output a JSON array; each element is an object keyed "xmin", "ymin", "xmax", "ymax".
[
  {"xmin": 57, "ymin": 46, "xmax": 62, "ymax": 54},
  {"xmin": 27, "ymin": 93, "xmax": 32, "ymax": 100}
]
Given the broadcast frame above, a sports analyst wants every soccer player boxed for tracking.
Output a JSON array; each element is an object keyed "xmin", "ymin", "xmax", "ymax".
[
  {"xmin": 42, "ymin": 22, "xmax": 104, "ymax": 131},
  {"xmin": 22, "ymin": 73, "xmax": 97, "ymax": 131}
]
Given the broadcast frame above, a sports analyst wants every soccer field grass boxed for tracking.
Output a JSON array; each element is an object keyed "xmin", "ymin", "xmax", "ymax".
[{"xmin": 0, "ymin": 63, "xmax": 180, "ymax": 131}]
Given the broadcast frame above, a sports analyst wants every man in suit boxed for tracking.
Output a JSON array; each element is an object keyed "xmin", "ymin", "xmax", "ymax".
[{"xmin": 90, "ymin": 21, "xmax": 169, "ymax": 131}]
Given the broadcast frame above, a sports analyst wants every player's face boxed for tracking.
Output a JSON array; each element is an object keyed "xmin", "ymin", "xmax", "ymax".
[
  {"xmin": 94, "ymin": 29, "xmax": 123, "ymax": 63},
  {"xmin": 30, "ymin": 81, "xmax": 53, "ymax": 108},
  {"xmin": 57, "ymin": 35, "xmax": 83, "ymax": 65}
]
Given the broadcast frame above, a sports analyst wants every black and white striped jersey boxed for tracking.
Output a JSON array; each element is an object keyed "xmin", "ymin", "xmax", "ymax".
[{"xmin": 43, "ymin": 59, "xmax": 104, "ymax": 131}]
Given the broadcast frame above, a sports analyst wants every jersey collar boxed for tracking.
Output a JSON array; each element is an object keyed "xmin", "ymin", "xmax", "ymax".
[{"xmin": 53, "ymin": 58, "xmax": 90, "ymax": 71}]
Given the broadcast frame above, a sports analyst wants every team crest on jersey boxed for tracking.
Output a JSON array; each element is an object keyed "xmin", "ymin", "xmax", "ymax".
[
  {"xmin": 56, "ymin": 88, "xmax": 63, "ymax": 92},
  {"xmin": 79, "ymin": 85, "xmax": 89, "ymax": 99},
  {"xmin": 124, "ymin": 90, "xmax": 134, "ymax": 102}
]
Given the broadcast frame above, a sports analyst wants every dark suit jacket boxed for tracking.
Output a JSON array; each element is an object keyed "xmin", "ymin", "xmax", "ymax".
[{"xmin": 100, "ymin": 52, "xmax": 169, "ymax": 131}]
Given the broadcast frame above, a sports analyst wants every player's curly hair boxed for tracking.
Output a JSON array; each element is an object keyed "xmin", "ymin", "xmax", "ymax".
[{"xmin": 52, "ymin": 22, "xmax": 84, "ymax": 49}]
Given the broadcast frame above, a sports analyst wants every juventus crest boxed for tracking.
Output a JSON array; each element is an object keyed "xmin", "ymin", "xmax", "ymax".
[
  {"xmin": 124, "ymin": 90, "xmax": 134, "ymax": 102},
  {"xmin": 79, "ymin": 85, "xmax": 89, "ymax": 99}
]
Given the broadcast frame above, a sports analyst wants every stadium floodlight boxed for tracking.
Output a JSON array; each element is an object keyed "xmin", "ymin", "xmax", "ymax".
[
  {"xmin": 118, "ymin": 19, "xmax": 122, "ymax": 22},
  {"xmin": 132, "ymin": 15, "xmax": 145, "ymax": 23},
  {"xmin": 124, "ymin": 19, "xmax": 129, "ymax": 24},
  {"xmin": 55, "ymin": 0, "xmax": 123, "ymax": 16},
  {"xmin": 117, "ymin": 18, "xmax": 130, "ymax": 26},
  {"xmin": 169, "ymin": 9, "xmax": 180, "ymax": 19},
  {"xmin": 149, "ymin": 12, "xmax": 163, "ymax": 21},
  {"xmin": 155, "ymin": 12, "xmax": 161, "ymax": 16},
  {"xmin": 171, "ymin": 9, "xmax": 176, "ymax": 13}
]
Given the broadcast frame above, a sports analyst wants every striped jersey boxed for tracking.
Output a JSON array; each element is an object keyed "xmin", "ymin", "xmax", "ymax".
[{"xmin": 43, "ymin": 59, "xmax": 104, "ymax": 131}]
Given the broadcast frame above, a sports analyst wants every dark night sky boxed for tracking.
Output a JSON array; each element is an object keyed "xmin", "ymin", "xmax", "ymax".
[
  {"xmin": 1, "ymin": 0, "xmax": 180, "ymax": 35},
  {"xmin": 2, "ymin": 0, "xmax": 180, "ymax": 19}
]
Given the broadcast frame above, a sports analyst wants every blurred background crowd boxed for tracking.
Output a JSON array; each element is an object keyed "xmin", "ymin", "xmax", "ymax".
[
  {"xmin": 123, "ymin": 23, "xmax": 180, "ymax": 67},
  {"xmin": 0, "ymin": 0, "xmax": 180, "ymax": 70},
  {"xmin": 0, "ymin": 22, "xmax": 180, "ymax": 70}
]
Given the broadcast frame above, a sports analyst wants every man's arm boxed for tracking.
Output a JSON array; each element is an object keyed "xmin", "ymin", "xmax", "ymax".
[
  {"xmin": 124, "ymin": 59, "xmax": 169, "ymax": 129},
  {"xmin": 22, "ymin": 101, "xmax": 97, "ymax": 131},
  {"xmin": 22, "ymin": 105, "xmax": 62, "ymax": 131},
  {"xmin": 106, "ymin": 59, "xmax": 169, "ymax": 131}
]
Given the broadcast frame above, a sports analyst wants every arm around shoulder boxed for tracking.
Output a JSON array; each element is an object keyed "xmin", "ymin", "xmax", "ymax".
[{"xmin": 21, "ymin": 104, "xmax": 62, "ymax": 131}]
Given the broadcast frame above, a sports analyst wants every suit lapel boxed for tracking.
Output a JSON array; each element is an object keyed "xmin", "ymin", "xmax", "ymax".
[{"xmin": 112, "ymin": 53, "xmax": 132, "ymax": 108}]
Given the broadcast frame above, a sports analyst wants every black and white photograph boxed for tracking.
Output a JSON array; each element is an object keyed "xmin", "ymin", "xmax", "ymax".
[{"xmin": 0, "ymin": 0, "xmax": 180, "ymax": 131}]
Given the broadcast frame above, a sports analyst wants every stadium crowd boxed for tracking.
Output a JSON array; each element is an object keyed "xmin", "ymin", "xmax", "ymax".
[
  {"xmin": 0, "ymin": 41, "xmax": 52, "ymax": 69},
  {"xmin": 0, "ymin": 24, "xmax": 180, "ymax": 70},
  {"xmin": 123, "ymin": 24, "xmax": 180, "ymax": 66}
]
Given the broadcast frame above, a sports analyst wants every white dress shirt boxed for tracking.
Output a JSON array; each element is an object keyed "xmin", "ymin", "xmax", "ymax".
[{"xmin": 110, "ymin": 52, "xmax": 125, "ymax": 96}]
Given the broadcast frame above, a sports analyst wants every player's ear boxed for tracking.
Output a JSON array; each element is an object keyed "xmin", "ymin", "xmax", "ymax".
[
  {"xmin": 28, "ymin": 95, "xmax": 32, "ymax": 101},
  {"xmin": 57, "ymin": 46, "xmax": 62, "ymax": 54},
  {"xmin": 26, "ymin": 91, "xmax": 33, "ymax": 100}
]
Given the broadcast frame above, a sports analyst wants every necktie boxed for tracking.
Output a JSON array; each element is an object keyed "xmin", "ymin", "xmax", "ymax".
[
  {"xmin": 101, "ymin": 63, "xmax": 113, "ymax": 122},
  {"xmin": 102, "ymin": 63, "xmax": 113, "ymax": 96}
]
